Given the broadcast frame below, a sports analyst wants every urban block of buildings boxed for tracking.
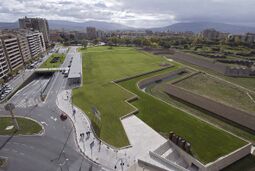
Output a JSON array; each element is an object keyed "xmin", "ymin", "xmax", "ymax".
[{"xmin": 0, "ymin": 30, "xmax": 46, "ymax": 80}]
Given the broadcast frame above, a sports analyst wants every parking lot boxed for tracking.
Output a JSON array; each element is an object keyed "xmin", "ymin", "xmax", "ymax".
[{"xmin": 0, "ymin": 84, "xmax": 13, "ymax": 101}]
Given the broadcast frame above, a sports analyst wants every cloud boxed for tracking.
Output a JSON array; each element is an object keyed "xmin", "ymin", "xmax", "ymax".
[{"xmin": 0, "ymin": 0, "xmax": 254, "ymax": 28}]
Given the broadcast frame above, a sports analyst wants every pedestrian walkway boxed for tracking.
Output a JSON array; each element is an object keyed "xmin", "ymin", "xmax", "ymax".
[{"xmin": 56, "ymin": 90, "xmax": 176, "ymax": 171}]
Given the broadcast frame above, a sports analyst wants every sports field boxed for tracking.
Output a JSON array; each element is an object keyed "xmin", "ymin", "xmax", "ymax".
[
  {"xmin": 73, "ymin": 46, "xmax": 246, "ymax": 164},
  {"xmin": 175, "ymin": 73, "xmax": 255, "ymax": 114}
]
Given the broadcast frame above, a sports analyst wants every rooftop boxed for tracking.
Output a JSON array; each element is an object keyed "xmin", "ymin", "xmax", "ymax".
[{"xmin": 68, "ymin": 53, "xmax": 82, "ymax": 79}]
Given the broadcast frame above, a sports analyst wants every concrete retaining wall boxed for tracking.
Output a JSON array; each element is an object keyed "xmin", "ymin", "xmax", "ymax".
[
  {"xmin": 164, "ymin": 85, "xmax": 255, "ymax": 131},
  {"xmin": 138, "ymin": 68, "xmax": 187, "ymax": 89},
  {"xmin": 113, "ymin": 66, "xmax": 173, "ymax": 83},
  {"xmin": 206, "ymin": 143, "xmax": 252, "ymax": 171},
  {"xmin": 163, "ymin": 141, "xmax": 252, "ymax": 171},
  {"xmin": 149, "ymin": 151, "xmax": 188, "ymax": 171}
]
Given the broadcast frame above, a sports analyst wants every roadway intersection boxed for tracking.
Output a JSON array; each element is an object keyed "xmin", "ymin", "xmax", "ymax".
[{"xmin": 0, "ymin": 47, "xmax": 104, "ymax": 171}]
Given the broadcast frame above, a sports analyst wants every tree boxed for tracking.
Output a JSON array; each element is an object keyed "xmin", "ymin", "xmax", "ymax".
[
  {"xmin": 142, "ymin": 39, "xmax": 152, "ymax": 47},
  {"xmin": 93, "ymin": 38, "xmax": 100, "ymax": 45},
  {"xmin": 82, "ymin": 40, "xmax": 88, "ymax": 49}
]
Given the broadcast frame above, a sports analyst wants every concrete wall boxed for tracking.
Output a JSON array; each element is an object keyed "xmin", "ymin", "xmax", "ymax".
[
  {"xmin": 113, "ymin": 66, "xmax": 173, "ymax": 83},
  {"xmin": 164, "ymin": 85, "xmax": 255, "ymax": 131},
  {"xmin": 164, "ymin": 141, "xmax": 252, "ymax": 171},
  {"xmin": 206, "ymin": 143, "xmax": 252, "ymax": 171},
  {"xmin": 138, "ymin": 68, "xmax": 187, "ymax": 89}
]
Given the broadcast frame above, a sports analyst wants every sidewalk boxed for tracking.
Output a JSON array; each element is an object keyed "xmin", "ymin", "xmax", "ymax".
[{"xmin": 56, "ymin": 90, "xmax": 133, "ymax": 171}]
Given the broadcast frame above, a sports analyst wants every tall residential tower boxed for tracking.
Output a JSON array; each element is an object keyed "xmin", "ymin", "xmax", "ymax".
[{"xmin": 19, "ymin": 17, "xmax": 50, "ymax": 46}]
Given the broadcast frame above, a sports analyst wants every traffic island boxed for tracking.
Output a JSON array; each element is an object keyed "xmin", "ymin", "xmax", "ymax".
[
  {"xmin": 0, "ymin": 116, "xmax": 43, "ymax": 136},
  {"xmin": 0, "ymin": 157, "xmax": 8, "ymax": 168}
]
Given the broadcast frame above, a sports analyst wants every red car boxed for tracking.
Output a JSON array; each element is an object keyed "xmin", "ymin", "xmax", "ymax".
[{"xmin": 60, "ymin": 113, "xmax": 68, "ymax": 121}]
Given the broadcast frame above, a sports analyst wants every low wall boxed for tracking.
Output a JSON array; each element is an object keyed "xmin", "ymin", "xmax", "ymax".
[
  {"xmin": 149, "ymin": 151, "xmax": 188, "ymax": 171},
  {"xmin": 164, "ymin": 85, "xmax": 255, "ymax": 131},
  {"xmin": 206, "ymin": 143, "xmax": 252, "ymax": 171},
  {"xmin": 138, "ymin": 68, "xmax": 187, "ymax": 89},
  {"xmin": 113, "ymin": 66, "xmax": 173, "ymax": 83},
  {"xmin": 138, "ymin": 159, "xmax": 169, "ymax": 171},
  {"xmin": 162, "ymin": 141, "xmax": 251, "ymax": 171}
]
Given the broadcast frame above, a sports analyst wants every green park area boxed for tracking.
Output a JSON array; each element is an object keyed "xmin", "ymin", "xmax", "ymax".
[
  {"xmin": 73, "ymin": 46, "xmax": 247, "ymax": 164},
  {"xmin": 0, "ymin": 117, "xmax": 42, "ymax": 135},
  {"xmin": 40, "ymin": 53, "xmax": 65, "ymax": 68},
  {"xmin": 175, "ymin": 73, "xmax": 255, "ymax": 114}
]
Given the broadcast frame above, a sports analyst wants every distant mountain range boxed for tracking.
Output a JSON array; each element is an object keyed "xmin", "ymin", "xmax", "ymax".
[
  {"xmin": 151, "ymin": 22, "xmax": 255, "ymax": 34},
  {"xmin": 0, "ymin": 20, "xmax": 254, "ymax": 34},
  {"xmin": 48, "ymin": 20, "xmax": 133, "ymax": 31},
  {"xmin": 0, "ymin": 22, "xmax": 19, "ymax": 29}
]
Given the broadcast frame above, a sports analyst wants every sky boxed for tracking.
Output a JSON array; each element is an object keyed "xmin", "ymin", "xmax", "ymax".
[{"xmin": 0, "ymin": 0, "xmax": 254, "ymax": 28}]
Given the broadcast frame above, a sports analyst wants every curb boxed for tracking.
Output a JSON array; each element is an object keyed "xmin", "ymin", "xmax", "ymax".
[{"xmin": 0, "ymin": 116, "xmax": 45, "ymax": 137}]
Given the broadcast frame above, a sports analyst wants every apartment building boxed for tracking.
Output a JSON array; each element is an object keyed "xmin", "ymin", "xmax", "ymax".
[
  {"xmin": 0, "ymin": 40, "xmax": 10, "ymax": 79},
  {"xmin": 0, "ymin": 34, "xmax": 24, "ymax": 71},
  {"xmin": 86, "ymin": 27, "xmax": 97, "ymax": 40},
  {"xmin": 17, "ymin": 34, "xmax": 32, "ymax": 63},
  {"xmin": 27, "ymin": 32, "xmax": 46, "ymax": 58},
  {"xmin": 0, "ymin": 30, "xmax": 46, "ymax": 79},
  {"xmin": 19, "ymin": 17, "xmax": 50, "ymax": 46}
]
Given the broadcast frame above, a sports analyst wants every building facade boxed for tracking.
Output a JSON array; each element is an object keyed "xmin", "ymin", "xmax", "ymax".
[
  {"xmin": 19, "ymin": 17, "xmax": 50, "ymax": 46},
  {"xmin": 200, "ymin": 29, "xmax": 221, "ymax": 40},
  {"xmin": 0, "ymin": 34, "xmax": 24, "ymax": 71},
  {"xmin": 0, "ymin": 40, "xmax": 10, "ymax": 79},
  {"xmin": 17, "ymin": 34, "xmax": 32, "ymax": 63},
  {"xmin": 27, "ymin": 32, "xmax": 46, "ymax": 58},
  {"xmin": 0, "ymin": 30, "xmax": 46, "ymax": 79},
  {"xmin": 86, "ymin": 27, "xmax": 97, "ymax": 40}
]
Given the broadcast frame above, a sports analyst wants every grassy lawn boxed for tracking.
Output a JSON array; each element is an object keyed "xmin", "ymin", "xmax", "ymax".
[
  {"xmin": 175, "ymin": 73, "xmax": 255, "ymax": 114},
  {"xmin": 119, "ymin": 71, "xmax": 246, "ymax": 164},
  {"xmin": 73, "ymin": 46, "xmax": 246, "ymax": 164},
  {"xmin": 40, "ymin": 53, "xmax": 65, "ymax": 68},
  {"xmin": 0, "ymin": 117, "xmax": 42, "ymax": 135},
  {"xmin": 146, "ymin": 78, "xmax": 255, "ymax": 143},
  {"xmin": 221, "ymin": 155, "xmax": 255, "ymax": 171},
  {"xmin": 73, "ymin": 46, "xmax": 168, "ymax": 147},
  {"xmin": 168, "ymin": 52, "xmax": 255, "ymax": 92},
  {"xmin": 0, "ymin": 159, "xmax": 4, "ymax": 167}
]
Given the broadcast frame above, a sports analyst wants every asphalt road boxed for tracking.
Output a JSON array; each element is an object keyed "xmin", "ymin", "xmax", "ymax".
[
  {"xmin": 0, "ymin": 47, "xmax": 104, "ymax": 171},
  {"xmin": 9, "ymin": 77, "xmax": 50, "ymax": 108}
]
